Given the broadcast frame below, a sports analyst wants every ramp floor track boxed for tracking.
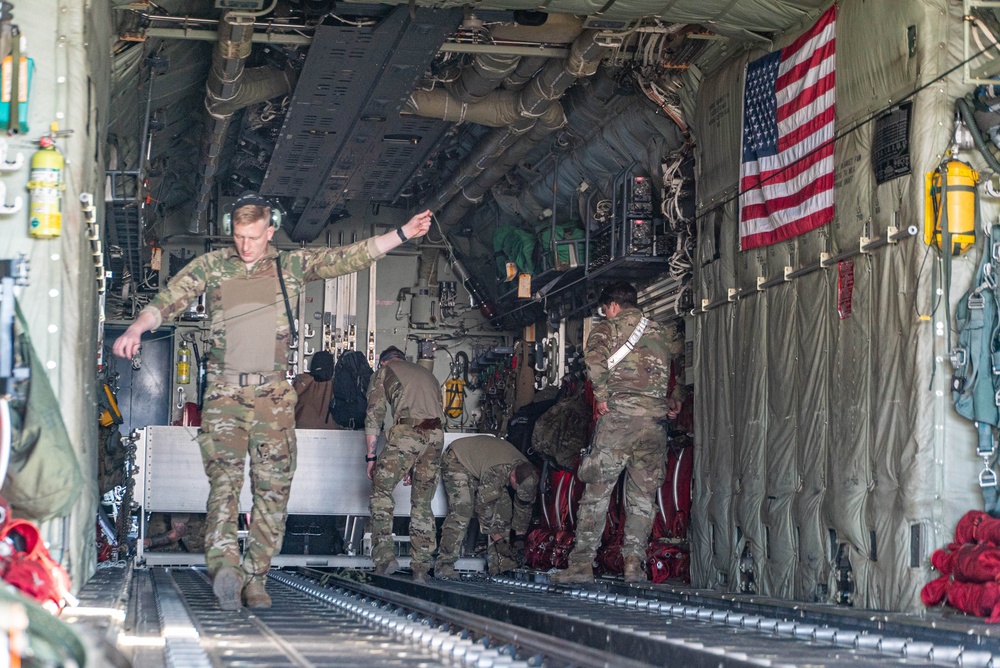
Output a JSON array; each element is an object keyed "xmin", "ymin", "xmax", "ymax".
[{"xmin": 82, "ymin": 565, "xmax": 1000, "ymax": 667}]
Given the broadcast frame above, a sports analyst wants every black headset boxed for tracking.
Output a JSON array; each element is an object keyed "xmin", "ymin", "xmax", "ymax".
[{"xmin": 220, "ymin": 191, "xmax": 284, "ymax": 234}]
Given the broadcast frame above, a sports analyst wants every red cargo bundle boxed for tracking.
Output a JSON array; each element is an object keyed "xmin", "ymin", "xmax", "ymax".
[
  {"xmin": 0, "ymin": 517, "xmax": 73, "ymax": 613},
  {"xmin": 523, "ymin": 527, "xmax": 575, "ymax": 570},
  {"xmin": 646, "ymin": 542, "xmax": 690, "ymax": 583},
  {"xmin": 650, "ymin": 445, "xmax": 693, "ymax": 541},
  {"xmin": 540, "ymin": 468, "xmax": 583, "ymax": 531},
  {"xmin": 922, "ymin": 510, "xmax": 1000, "ymax": 622}
]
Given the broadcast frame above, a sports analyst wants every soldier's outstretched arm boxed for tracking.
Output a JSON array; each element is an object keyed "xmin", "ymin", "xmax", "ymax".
[{"xmin": 371, "ymin": 210, "xmax": 432, "ymax": 256}]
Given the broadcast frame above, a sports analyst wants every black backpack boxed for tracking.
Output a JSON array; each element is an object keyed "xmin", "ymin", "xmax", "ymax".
[{"xmin": 330, "ymin": 351, "xmax": 374, "ymax": 430}]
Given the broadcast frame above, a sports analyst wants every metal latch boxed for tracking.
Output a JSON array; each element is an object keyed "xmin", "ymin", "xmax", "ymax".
[{"xmin": 950, "ymin": 347, "xmax": 968, "ymax": 369}]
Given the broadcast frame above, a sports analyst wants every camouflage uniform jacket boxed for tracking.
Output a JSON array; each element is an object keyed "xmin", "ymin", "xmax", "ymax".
[
  {"xmin": 449, "ymin": 435, "xmax": 534, "ymax": 534},
  {"xmin": 584, "ymin": 306, "xmax": 682, "ymax": 417},
  {"xmin": 365, "ymin": 359, "xmax": 444, "ymax": 435},
  {"xmin": 141, "ymin": 238, "xmax": 384, "ymax": 376}
]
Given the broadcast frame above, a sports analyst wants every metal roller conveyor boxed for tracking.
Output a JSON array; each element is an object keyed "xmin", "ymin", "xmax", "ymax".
[{"xmin": 77, "ymin": 564, "xmax": 1000, "ymax": 667}]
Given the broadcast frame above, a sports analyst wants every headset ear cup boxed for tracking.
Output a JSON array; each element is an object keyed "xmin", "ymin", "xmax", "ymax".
[{"xmin": 271, "ymin": 208, "xmax": 282, "ymax": 230}]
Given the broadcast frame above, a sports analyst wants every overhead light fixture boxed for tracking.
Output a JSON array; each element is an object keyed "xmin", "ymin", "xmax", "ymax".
[{"xmin": 382, "ymin": 134, "xmax": 421, "ymax": 145}]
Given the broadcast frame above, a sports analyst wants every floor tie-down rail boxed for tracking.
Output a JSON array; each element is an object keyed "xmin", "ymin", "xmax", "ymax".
[
  {"xmin": 115, "ymin": 565, "xmax": 1000, "ymax": 667},
  {"xmin": 343, "ymin": 570, "xmax": 1000, "ymax": 667}
]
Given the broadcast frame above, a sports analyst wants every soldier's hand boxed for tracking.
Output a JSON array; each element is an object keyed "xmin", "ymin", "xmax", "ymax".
[
  {"xmin": 112, "ymin": 329, "xmax": 143, "ymax": 360},
  {"xmin": 366, "ymin": 460, "xmax": 376, "ymax": 480},
  {"xmin": 401, "ymin": 210, "xmax": 432, "ymax": 240},
  {"xmin": 667, "ymin": 398, "xmax": 681, "ymax": 419}
]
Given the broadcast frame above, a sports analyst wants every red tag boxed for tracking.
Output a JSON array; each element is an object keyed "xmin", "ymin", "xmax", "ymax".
[{"xmin": 838, "ymin": 259, "xmax": 854, "ymax": 320}]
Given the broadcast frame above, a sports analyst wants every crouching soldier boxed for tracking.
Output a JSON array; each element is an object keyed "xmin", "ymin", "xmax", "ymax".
[{"xmin": 435, "ymin": 435, "xmax": 539, "ymax": 578}]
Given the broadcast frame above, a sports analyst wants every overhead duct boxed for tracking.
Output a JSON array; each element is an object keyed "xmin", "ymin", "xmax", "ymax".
[
  {"xmin": 429, "ymin": 30, "xmax": 606, "ymax": 223},
  {"xmin": 189, "ymin": 11, "xmax": 253, "ymax": 233},
  {"xmin": 503, "ymin": 56, "xmax": 548, "ymax": 91},
  {"xmin": 188, "ymin": 11, "xmax": 298, "ymax": 233},
  {"xmin": 407, "ymin": 88, "xmax": 566, "ymax": 127},
  {"xmin": 446, "ymin": 14, "xmax": 584, "ymax": 102},
  {"xmin": 209, "ymin": 66, "xmax": 298, "ymax": 117},
  {"xmin": 449, "ymin": 53, "xmax": 520, "ymax": 103},
  {"xmin": 434, "ymin": 109, "xmax": 566, "ymax": 229}
]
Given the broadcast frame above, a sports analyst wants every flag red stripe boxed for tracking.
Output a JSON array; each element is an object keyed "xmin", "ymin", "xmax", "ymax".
[
  {"xmin": 739, "ymin": 206, "xmax": 835, "ymax": 250},
  {"xmin": 776, "ymin": 39, "xmax": 835, "ymax": 93},
  {"xmin": 739, "ymin": 172, "xmax": 834, "ymax": 221},
  {"xmin": 739, "ymin": 143, "xmax": 833, "ymax": 192},
  {"xmin": 778, "ymin": 106, "xmax": 835, "ymax": 153},
  {"xmin": 777, "ymin": 70, "xmax": 835, "ymax": 122},
  {"xmin": 781, "ymin": 6, "xmax": 836, "ymax": 61}
]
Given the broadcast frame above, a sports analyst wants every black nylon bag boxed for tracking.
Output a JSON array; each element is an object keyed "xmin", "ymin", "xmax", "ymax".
[{"xmin": 330, "ymin": 351, "xmax": 373, "ymax": 429}]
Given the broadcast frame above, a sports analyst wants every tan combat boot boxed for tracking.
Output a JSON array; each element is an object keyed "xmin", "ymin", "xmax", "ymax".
[
  {"xmin": 411, "ymin": 567, "xmax": 429, "ymax": 584},
  {"xmin": 435, "ymin": 564, "xmax": 458, "ymax": 580},
  {"xmin": 212, "ymin": 567, "xmax": 244, "ymax": 611},
  {"xmin": 374, "ymin": 557, "xmax": 399, "ymax": 576},
  {"xmin": 623, "ymin": 556, "xmax": 646, "ymax": 583},
  {"xmin": 550, "ymin": 561, "xmax": 593, "ymax": 584},
  {"xmin": 243, "ymin": 579, "xmax": 272, "ymax": 609}
]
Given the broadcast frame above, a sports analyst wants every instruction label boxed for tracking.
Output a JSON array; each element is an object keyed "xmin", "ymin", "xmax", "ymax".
[{"xmin": 872, "ymin": 102, "xmax": 912, "ymax": 184}]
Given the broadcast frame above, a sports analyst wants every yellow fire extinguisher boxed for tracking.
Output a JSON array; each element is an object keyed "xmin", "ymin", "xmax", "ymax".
[
  {"xmin": 176, "ymin": 340, "xmax": 191, "ymax": 385},
  {"xmin": 925, "ymin": 159, "xmax": 978, "ymax": 255},
  {"xmin": 27, "ymin": 125, "xmax": 64, "ymax": 239}
]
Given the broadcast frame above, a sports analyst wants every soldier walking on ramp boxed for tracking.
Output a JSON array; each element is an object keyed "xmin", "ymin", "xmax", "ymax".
[
  {"xmin": 435, "ymin": 435, "xmax": 539, "ymax": 579},
  {"xmin": 551, "ymin": 281, "xmax": 684, "ymax": 584},
  {"xmin": 113, "ymin": 192, "xmax": 431, "ymax": 609},
  {"xmin": 365, "ymin": 346, "xmax": 445, "ymax": 583}
]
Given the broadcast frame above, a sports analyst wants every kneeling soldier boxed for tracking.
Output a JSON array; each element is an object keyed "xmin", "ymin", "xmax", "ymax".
[{"xmin": 436, "ymin": 435, "xmax": 539, "ymax": 578}]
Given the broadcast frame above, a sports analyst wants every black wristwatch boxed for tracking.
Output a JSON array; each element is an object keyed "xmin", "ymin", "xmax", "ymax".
[
  {"xmin": 365, "ymin": 454, "xmax": 377, "ymax": 462},
  {"xmin": 395, "ymin": 226, "xmax": 408, "ymax": 243}
]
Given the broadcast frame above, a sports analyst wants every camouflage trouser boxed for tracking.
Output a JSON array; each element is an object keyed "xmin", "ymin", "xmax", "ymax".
[
  {"xmin": 370, "ymin": 424, "xmax": 443, "ymax": 572},
  {"xmin": 197, "ymin": 380, "xmax": 297, "ymax": 583},
  {"xmin": 570, "ymin": 412, "xmax": 666, "ymax": 567},
  {"xmin": 438, "ymin": 449, "xmax": 513, "ymax": 573}
]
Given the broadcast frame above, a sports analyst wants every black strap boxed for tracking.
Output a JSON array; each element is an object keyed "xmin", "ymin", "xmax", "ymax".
[{"xmin": 275, "ymin": 252, "xmax": 298, "ymax": 342}]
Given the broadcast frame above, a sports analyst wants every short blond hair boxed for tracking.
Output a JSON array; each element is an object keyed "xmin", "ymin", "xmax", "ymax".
[{"xmin": 233, "ymin": 204, "xmax": 270, "ymax": 227}]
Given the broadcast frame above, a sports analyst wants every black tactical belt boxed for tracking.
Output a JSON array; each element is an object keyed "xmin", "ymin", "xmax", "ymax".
[{"xmin": 397, "ymin": 417, "xmax": 442, "ymax": 430}]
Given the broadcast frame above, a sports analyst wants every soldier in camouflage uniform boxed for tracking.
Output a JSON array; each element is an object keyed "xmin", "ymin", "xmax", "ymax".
[
  {"xmin": 551, "ymin": 281, "xmax": 684, "ymax": 584},
  {"xmin": 436, "ymin": 435, "xmax": 539, "ymax": 578},
  {"xmin": 365, "ymin": 346, "xmax": 445, "ymax": 582},
  {"xmin": 113, "ymin": 193, "xmax": 432, "ymax": 610}
]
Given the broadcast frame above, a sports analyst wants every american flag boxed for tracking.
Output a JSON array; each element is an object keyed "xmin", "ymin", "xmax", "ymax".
[{"xmin": 739, "ymin": 6, "xmax": 836, "ymax": 250}]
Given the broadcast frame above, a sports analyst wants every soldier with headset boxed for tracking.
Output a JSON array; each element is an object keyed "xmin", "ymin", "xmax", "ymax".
[
  {"xmin": 550, "ymin": 280, "xmax": 684, "ymax": 584},
  {"xmin": 113, "ymin": 192, "xmax": 431, "ymax": 610}
]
